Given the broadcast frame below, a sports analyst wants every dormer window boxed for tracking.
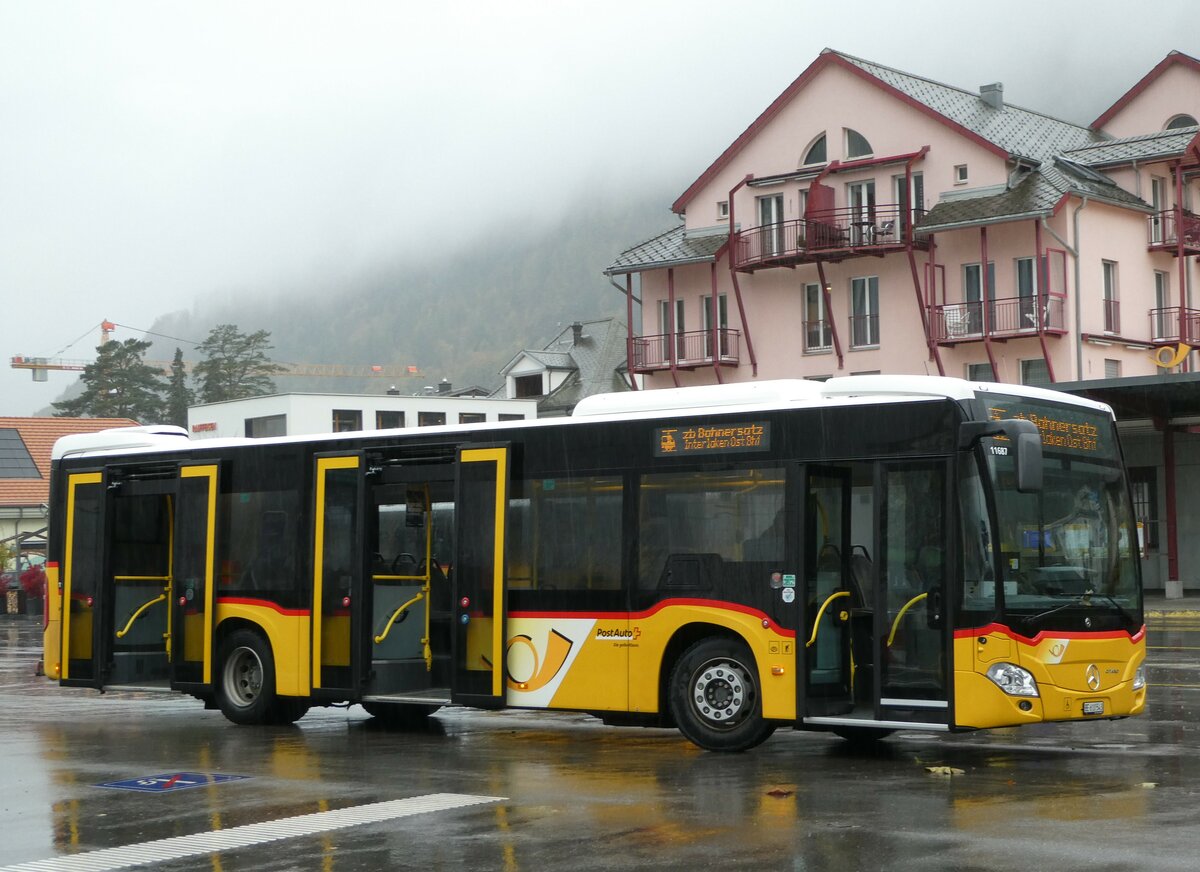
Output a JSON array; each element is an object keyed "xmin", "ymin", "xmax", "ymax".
[
  {"xmin": 845, "ymin": 128, "xmax": 873, "ymax": 159},
  {"xmin": 1166, "ymin": 114, "xmax": 1198, "ymax": 130},
  {"xmin": 802, "ymin": 133, "xmax": 827, "ymax": 166}
]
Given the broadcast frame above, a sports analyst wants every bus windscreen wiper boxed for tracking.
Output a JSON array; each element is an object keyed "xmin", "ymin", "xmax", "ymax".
[{"xmin": 1022, "ymin": 590, "xmax": 1134, "ymax": 630}]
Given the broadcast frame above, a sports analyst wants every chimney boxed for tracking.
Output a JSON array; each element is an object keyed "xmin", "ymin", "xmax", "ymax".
[
  {"xmin": 980, "ymin": 82, "xmax": 1003, "ymax": 110},
  {"xmin": 438, "ymin": 379, "xmax": 452, "ymax": 395},
  {"xmin": 571, "ymin": 322, "xmax": 583, "ymax": 345}
]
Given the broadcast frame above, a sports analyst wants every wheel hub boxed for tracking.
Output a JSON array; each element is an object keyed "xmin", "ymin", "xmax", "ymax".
[{"xmin": 693, "ymin": 661, "xmax": 746, "ymax": 724}]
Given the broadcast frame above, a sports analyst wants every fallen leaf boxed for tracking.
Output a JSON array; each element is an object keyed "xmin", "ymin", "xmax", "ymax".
[{"xmin": 925, "ymin": 766, "xmax": 966, "ymax": 777}]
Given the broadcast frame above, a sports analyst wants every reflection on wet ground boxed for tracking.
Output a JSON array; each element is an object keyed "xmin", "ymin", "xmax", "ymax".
[{"xmin": 1, "ymin": 615, "xmax": 1198, "ymax": 870}]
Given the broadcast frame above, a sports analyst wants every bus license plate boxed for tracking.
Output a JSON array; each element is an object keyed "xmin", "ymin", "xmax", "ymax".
[{"xmin": 1082, "ymin": 701, "xmax": 1105, "ymax": 715}]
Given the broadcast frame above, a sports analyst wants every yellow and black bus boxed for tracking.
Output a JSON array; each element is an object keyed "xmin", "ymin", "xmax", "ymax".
[{"xmin": 42, "ymin": 376, "xmax": 1145, "ymax": 751}]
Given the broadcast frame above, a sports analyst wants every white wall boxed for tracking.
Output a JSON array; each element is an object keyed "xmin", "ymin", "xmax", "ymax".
[{"xmin": 188, "ymin": 392, "xmax": 537, "ymax": 439}]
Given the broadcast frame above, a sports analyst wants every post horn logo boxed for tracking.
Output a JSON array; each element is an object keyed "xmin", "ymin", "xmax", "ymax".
[
  {"xmin": 1086, "ymin": 663, "xmax": 1101, "ymax": 692},
  {"xmin": 1153, "ymin": 342, "xmax": 1192, "ymax": 369}
]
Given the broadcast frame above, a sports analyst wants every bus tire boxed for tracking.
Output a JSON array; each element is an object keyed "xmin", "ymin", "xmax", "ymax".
[
  {"xmin": 362, "ymin": 701, "xmax": 440, "ymax": 728},
  {"xmin": 270, "ymin": 697, "xmax": 310, "ymax": 725},
  {"xmin": 216, "ymin": 629, "xmax": 278, "ymax": 725},
  {"xmin": 669, "ymin": 638, "xmax": 775, "ymax": 752}
]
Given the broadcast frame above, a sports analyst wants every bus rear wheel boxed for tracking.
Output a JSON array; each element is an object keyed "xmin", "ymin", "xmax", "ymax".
[
  {"xmin": 216, "ymin": 629, "xmax": 278, "ymax": 725},
  {"xmin": 670, "ymin": 638, "xmax": 775, "ymax": 752}
]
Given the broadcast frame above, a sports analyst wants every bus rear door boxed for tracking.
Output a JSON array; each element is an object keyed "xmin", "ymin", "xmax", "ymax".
[
  {"xmin": 451, "ymin": 444, "xmax": 510, "ymax": 709},
  {"xmin": 59, "ymin": 463, "xmax": 219, "ymax": 692}
]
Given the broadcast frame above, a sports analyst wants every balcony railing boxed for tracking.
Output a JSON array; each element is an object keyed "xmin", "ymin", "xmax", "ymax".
[
  {"xmin": 733, "ymin": 204, "xmax": 926, "ymax": 270},
  {"xmin": 803, "ymin": 319, "xmax": 833, "ymax": 353},
  {"xmin": 1147, "ymin": 209, "xmax": 1200, "ymax": 252},
  {"xmin": 630, "ymin": 328, "xmax": 741, "ymax": 372},
  {"xmin": 848, "ymin": 314, "xmax": 879, "ymax": 348},
  {"xmin": 932, "ymin": 295, "xmax": 1066, "ymax": 342},
  {"xmin": 1103, "ymin": 298, "xmax": 1120, "ymax": 334},
  {"xmin": 1150, "ymin": 307, "xmax": 1200, "ymax": 343}
]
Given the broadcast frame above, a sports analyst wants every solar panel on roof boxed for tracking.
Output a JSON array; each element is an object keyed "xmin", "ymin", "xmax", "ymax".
[{"xmin": 0, "ymin": 429, "xmax": 40, "ymax": 479}]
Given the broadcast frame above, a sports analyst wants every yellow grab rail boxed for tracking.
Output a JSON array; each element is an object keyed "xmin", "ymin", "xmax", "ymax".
[
  {"xmin": 886, "ymin": 592, "xmax": 929, "ymax": 647},
  {"xmin": 374, "ymin": 592, "xmax": 425, "ymax": 644},
  {"xmin": 115, "ymin": 593, "xmax": 167, "ymax": 639},
  {"xmin": 806, "ymin": 590, "xmax": 850, "ymax": 648}
]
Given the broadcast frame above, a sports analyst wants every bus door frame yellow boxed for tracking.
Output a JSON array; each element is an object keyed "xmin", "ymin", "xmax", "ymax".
[
  {"xmin": 451, "ymin": 443, "xmax": 510, "ymax": 709},
  {"xmin": 311, "ymin": 452, "xmax": 365, "ymax": 701},
  {"xmin": 170, "ymin": 463, "xmax": 220, "ymax": 691},
  {"xmin": 60, "ymin": 469, "xmax": 108, "ymax": 688}
]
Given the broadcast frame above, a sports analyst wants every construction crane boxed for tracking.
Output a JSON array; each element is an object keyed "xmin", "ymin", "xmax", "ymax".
[{"xmin": 10, "ymin": 320, "xmax": 423, "ymax": 382}]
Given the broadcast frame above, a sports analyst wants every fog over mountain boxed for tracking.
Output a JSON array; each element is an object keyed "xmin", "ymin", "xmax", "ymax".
[{"xmin": 136, "ymin": 187, "xmax": 677, "ymax": 400}]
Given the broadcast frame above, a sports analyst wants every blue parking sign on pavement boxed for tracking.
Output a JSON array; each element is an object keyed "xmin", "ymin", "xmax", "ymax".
[{"xmin": 98, "ymin": 772, "xmax": 249, "ymax": 793}]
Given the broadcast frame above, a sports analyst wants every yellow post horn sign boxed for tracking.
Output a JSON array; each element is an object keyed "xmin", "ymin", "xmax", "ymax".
[{"xmin": 1154, "ymin": 343, "xmax": 1192, "ymax": 369}]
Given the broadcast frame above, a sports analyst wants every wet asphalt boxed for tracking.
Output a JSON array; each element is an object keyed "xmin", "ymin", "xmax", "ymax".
[{"xmin": 1, "ymin": 612, "xmax": 1199, "ymax": 871}]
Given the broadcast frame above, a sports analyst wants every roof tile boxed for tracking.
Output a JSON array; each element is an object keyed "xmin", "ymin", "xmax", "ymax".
[{"xmin": 0, "ymin": 417, "xmax": 139, "ymax": 507}]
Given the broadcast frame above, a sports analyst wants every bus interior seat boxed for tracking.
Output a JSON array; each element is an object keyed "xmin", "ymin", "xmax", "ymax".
[
  {"xmin": 659, "ymin": 553, "xmax": 722, "ymax": 592},
  {"xmin": 848, "ymin": 545, "xmax": 874, "ymax": 610}
]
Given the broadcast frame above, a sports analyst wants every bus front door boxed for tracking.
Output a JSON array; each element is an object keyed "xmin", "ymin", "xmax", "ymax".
[
  {"xmin": 802, "ymin": 460, "xmax": 949, "ymax": 732},
  {"xmin": 451, "ymin": 445, "xmax": 509, "ymax": 709}
]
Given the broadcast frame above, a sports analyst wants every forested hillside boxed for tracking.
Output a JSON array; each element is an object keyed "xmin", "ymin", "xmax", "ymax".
[{"xmin": 143, "ymin": 189, "xmax": 679, "ymax": 397}]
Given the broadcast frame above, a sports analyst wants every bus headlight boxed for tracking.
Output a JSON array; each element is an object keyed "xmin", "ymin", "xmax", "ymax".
[
  {"xmin": 986, "ymin": 662, "xmax": 1040, "ymax": 698},
  {"xmin": 1132, "ymin": 665, "xmax": 1146, "ymax": 691}
]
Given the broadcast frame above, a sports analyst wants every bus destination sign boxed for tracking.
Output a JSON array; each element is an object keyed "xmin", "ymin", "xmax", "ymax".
[
  {"xmin": 986, "ymin": 400, "xmax": 1106, "ymax": 455},
  {"xmin": 655, "ymin": 422, "xmax": 770, "ymax": 457}
]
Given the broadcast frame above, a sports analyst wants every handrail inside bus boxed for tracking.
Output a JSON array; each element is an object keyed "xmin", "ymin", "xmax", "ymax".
[
  {"xmin": 116, "ymin": 593, "xmax": 167, "ymax": 639},
  {"xmin": 886, "ymin": 592, "xmax": 929, "ymax": 647},
  {"xmin": 806, "ymin": 590, "xmax": 850, "ymax": 648},
  {"xmin": 374, "ymin": 592, "xmax": 425, "ymax": 644}
]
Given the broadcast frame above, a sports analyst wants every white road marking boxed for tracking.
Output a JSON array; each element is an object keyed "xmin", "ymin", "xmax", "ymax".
[{"xmin": 1, "ymin": 793, "xmax": 504, "ymax": 872}]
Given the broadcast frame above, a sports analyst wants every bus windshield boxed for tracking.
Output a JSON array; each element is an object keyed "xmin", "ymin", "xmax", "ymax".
[{"xmin": 959, "ymin": 394, "xmax": 1142, "ymax": 634}]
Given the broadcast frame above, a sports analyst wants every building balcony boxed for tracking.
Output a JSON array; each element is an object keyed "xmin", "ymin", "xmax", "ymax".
[
  {"xmin": 732, "ymin": 205, "xmax": 928, "ymax": 272},
  {"xmin": 630, "ymin": 328, "xmax": 741, "ymax": 373},
  {"xmin": 1147, "ymin": 209, "xmax": 1200, "ymax": 255},
  {"xmin": 932, "ymin": 295, "xmax": 1066, "ymax": 345},
  {"xmin": 1150, "ymin": 307, "xmax": 1200, "ymax": 344}
]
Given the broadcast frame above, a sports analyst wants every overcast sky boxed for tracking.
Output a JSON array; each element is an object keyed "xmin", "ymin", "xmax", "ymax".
[{"xmin": 2, "ymin": 0, "xmax": 1196, "ymax": 415}]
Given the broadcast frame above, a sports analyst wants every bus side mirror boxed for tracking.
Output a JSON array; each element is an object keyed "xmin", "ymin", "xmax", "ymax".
[{"xmin": 959, "ymin": 419, "xmax": 1043, "ymax": 494}]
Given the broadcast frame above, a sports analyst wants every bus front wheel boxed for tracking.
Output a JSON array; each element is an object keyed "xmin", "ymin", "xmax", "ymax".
[
  {"xmin": 216, "ymin": 629, "xmax": 278, "ymax": 725},
  {"xmin": 670, "ymin": 638, "xmax": 775, "ymax": 752}
]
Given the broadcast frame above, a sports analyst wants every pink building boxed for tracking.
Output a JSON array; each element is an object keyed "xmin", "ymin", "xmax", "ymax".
[{"xmin": 608, "ymin": 49, "xmax": 1200, "ymax": 591}]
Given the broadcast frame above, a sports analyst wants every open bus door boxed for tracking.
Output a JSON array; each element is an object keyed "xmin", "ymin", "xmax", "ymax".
[
  {"xmin": 451, "ymin": 444, "xmax": 509, "ymax": 709},
  {"xmin": 59, "ymin": 463, "xmax": 219, "ymax": 692},
  {"xmin": 801, "ymin": 460, "xmax": 950, "ymax": 734},
  {"xmin": 60, "ymin": 470, "xmax": 108, "ymax": 687},
  {"xmin": 311, "ymin": 453, "xmax": 366, "ymax": 700}
]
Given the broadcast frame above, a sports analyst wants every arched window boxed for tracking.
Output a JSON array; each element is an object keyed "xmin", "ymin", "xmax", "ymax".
[
  {"xmin": 802, "ymin": 134, "xmax": 827, "ymax": 166},
  {"xmin": 845, "ymin": 128, "xmax": 873, "ymax": 159},
  {"xmin": 1166, "ymin": 114, "xmax": 1199, "ymax": 130}
]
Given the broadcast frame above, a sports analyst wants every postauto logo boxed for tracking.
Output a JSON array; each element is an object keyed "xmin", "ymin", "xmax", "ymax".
[{"xmin": 595, "ymin": 626, "xmax": 641, "ymax": 641}]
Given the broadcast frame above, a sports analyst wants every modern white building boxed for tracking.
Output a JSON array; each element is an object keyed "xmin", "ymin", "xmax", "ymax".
[{"xmin": 187, "ymin": 390, "xmax": 537, "ymax": 439}]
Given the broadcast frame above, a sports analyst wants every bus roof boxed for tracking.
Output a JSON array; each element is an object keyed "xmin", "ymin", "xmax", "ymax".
[{"xmin": 51, "ymin": 376, "xmax": 1114, "ymax": 461}]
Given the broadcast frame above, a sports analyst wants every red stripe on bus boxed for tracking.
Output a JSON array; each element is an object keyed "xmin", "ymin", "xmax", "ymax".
[
  {"xmin": 216, "ymin": 596, "xmax": 311, "ymax": 617},
  {"xmin": 509, "ymin": 598, "xmax": 797, "ymax": 638},
  {"xmin": 953, "ymin": 622, "xmax": 1146, "ymax": 646},
  {"xmin": 47, "ymin": 562, "xmax": 59, "ymax": 569}
]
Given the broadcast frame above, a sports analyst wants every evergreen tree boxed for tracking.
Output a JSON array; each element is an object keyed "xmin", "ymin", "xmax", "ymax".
[
  {"xmin": 164, "ymin": 347, "xmax": 194, "ymax": 429},
  {"xmin": 193, "ymin": 324, "xmax": 286, "ymax": 403},
  {"xmin": 52, "ymin": 338, "xmax": 165, "ymax": 421}
]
